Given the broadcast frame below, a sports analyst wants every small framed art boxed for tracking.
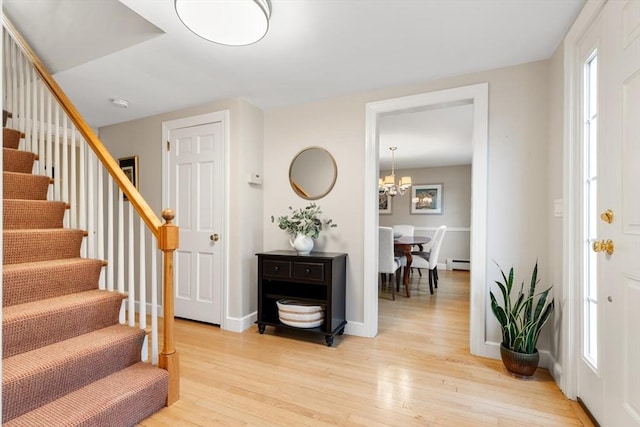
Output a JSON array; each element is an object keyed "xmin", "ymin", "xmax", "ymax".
[
  {"xmin": 410, "ymin": 184, "xmax": 442, "ymax": 215},
  {"xmin": 118, "ymin": 156, "xmax": 139, "ymax": 200},
  {"xmin": 379, "ymin": 192, "xmax": 392, "ymax": 214}
]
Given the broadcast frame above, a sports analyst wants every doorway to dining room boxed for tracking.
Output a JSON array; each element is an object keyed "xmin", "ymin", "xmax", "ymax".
[
  {"xmin": 363, "ymin": 83, "xmax": 489, "ymax": 357},
  {"xmin": 377, "ymin": 101, "xmax": 473, "ymax": 297}
]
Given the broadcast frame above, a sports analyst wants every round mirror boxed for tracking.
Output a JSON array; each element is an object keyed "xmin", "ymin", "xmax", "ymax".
[{"xmin": 289, "ymin": 146, "xmax": 337, "ymax": 200}]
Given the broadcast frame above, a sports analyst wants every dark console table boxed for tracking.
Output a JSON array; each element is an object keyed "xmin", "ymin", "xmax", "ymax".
[{"xmin": 256, "ymin": 250, "xmax": 347, "ymax": 346}]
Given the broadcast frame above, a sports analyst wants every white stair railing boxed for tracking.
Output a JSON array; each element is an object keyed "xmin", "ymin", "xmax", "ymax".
[{"xmin": 3, "ymin": 25, "xmax": 161, "ymax": 365}]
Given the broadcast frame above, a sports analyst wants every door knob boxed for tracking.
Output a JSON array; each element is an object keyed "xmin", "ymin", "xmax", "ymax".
[
  {"xmin": 592, "ymin": 239, "xmax": 614, "ymax": 255},
  {"xmin": 210, "ymin": 234, "xmax": 219, "ymax": 242},
  {"xmin": 600, "ymin": 209, "xmax": 614, "ymax": 224}
]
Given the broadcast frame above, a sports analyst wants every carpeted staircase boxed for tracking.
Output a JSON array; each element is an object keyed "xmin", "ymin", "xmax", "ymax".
[{"xmin": 2, "ymin": 111, "xmax": 168, "ymax": 426}]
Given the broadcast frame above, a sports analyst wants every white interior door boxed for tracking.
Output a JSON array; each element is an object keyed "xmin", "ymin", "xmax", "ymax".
[
  {"xmin": 168, "ymin": 121, "xmax": 224, "ymax": 325},
  {"xmin": 577, "ymin": 1, "xmax": 640, "ymax": 425}
]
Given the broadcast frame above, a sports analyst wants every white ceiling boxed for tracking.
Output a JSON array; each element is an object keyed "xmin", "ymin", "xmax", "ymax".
[
  {"xmin": 379, "ymin": 102, "xmax": 474, "ymax": 170},
  {"xmin": 3, "ymin": 0, "xmax": 585, "ymax": 167}
]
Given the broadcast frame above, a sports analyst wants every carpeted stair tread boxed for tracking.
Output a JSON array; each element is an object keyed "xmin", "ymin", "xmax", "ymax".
[
  {"xmin": 3, "ymin": 228, "xmax": 85, "ymax": 264},
  {"xmin": 3, "ymin": 362, "xmax": 168, "ymax": 427},
  {"xmin": 3, "ymin": 128, "xmax": 21, "ymax": 149},
  {"xmin": 3, "ymin": 147, "xmax": 35, "ymax": 173},
  {"xmin": 3, "ymin": 289, "xmax": 125, "ymax": 358},
  {"xmin": 3, "ymin": 199, "xmax": 67, "ymax": 230},
  {"xmin": 2, "ymin": 109, "xmax": 168, "ymax": 421},
  {"xmin": 2, "ymin": 324, "xmax": 146, "ymax": 422},
  {"xmin": 3, "ymin": 258, "xmax": 104, "ymax": 307},
  {"xmin": 3, "ymin": 171, "xmax": 50, "ymax": 200}
]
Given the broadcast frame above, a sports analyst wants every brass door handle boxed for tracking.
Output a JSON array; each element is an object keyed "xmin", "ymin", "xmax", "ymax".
[
  {"xmin": 210, "ymin": 234, "xmax": 219, "ymax": 242},
  {"xmin": 592, "ymin": 239, "xmax": 614, "ymax": 255}
]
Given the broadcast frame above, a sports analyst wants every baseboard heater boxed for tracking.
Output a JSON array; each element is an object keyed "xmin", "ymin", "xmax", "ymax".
[{"xmin": 446, "ymin": 259, "xmax": 470, "ymax": 271}]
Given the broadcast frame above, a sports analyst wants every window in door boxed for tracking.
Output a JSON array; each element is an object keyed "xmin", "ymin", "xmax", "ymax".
[{"xmin": 582, "ymin": 50, "xmax": 598, "ymax": 368}]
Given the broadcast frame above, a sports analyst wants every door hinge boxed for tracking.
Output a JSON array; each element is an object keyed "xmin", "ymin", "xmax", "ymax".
[{"xmin": 167, "ymin": 140, "xmax": 170, "ymax": 151}]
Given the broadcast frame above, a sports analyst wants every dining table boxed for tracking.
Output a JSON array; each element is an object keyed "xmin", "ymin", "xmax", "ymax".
[{"xmin": 393, "ymin": 235, "xmax": 431, "ymax": 298}]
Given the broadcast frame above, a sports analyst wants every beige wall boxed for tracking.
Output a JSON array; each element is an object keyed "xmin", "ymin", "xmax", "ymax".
[
  {"xmin": 379, "ymin": 165, "xmax": 472, "ymax": 263},
  {"xmin": 235, "ymin": 100, "xmax": 264, "ymax": 322},
  {"xmin": 264, "ymin": 60, "xmax": 551, "ymax": 348},
  {"xmin": 99, "ymin": 58, "xmax": 556, "ymax": 364},
  {"xmin": 547, "ymin": 41, "xmax": 566, "ymax": 377},
  {"xmin": 99, "ymin": 97, "xmax": 264, "ymax": 329}
]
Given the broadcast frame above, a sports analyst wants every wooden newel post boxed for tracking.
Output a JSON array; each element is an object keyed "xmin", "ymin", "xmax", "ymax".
[{"xmin": 158, "ymin": 208, "xmax": 180, "ymax": 405}]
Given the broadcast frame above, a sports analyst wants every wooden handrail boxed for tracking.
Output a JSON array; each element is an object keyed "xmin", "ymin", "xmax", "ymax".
[{"xmin": 2, "ymin": 15, "xmax": 162, "ymax": 237}]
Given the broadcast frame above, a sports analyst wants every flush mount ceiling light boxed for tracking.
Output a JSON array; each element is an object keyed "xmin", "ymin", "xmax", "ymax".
[{"xmin": 175, "ymin": 0, "xmax": 272, "ymax": 46}]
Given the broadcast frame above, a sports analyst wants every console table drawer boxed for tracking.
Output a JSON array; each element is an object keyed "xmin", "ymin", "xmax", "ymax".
[
  {"xmin": 292, "ymin": 262, "xmax": 325, "ymax": 282},
  {"xmin": 263, "ymin": 260, "xmax": 291, "ymax": 278}
]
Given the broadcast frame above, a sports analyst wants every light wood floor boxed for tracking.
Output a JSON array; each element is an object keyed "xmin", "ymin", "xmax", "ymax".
[{"xmin": 139, "ymin": 270, "xmax": 594, "ymax": 426}]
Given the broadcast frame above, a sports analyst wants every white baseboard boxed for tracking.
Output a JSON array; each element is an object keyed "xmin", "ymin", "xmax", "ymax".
[
  {"xmin": 344, "ymin": 320, "xmax": 367, "ymax": 337},
  {"xmin": 540, "ymin": 349, "xmax": 562, "ymax": 386},
  {"xmin": 134, "ymin": 302, "xmax": 256, "ymax": 333},
  {"xmin": 485, "ymin": 341, "xmax": 563, "ymax": 389},
  {"xmin": 223, "ymin": 311, "xmax": 258, "ymax": 332},
  {"xmin": 221, "ymin": 312, "xmax": 363, "ymax": 337},
  {"xmin": 141, "ymin": 301, "xmax": 363, "ymax": 338}
]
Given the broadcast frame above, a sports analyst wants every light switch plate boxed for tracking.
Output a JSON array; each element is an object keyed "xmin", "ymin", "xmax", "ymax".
[{"xmin": 554, "ymin": 199, "xmax": 563, "ymax": 217}]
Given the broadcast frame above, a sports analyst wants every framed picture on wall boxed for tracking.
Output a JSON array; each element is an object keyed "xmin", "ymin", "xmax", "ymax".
[
  {"xmin": 411, "ymin": 184, "xmax": 442, "ymax": 215},
  {"xmin": 379, "ymin": 192, "xmax": 392, "ymax": 214},
  {"xmin": 118, "ymin": 155, "xmax": 139, "ymax": 201}
]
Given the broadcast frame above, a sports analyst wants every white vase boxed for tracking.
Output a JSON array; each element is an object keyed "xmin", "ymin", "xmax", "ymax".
[{"xmin": 290, "ymin": 234, "xmax": 314, "ymax": 255}]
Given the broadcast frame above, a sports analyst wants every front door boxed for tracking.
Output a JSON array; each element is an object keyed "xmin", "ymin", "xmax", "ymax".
[
  {"xmin": 167, "ymin": 120, "xmax": 225, "ymax": 325},
  {"xmin": 600, "ymin": 0, "xmax": 640, "ymax": 424},
  {"xmin": 577, "ymin": 1, "xmax": 640, "ymax": 424}
]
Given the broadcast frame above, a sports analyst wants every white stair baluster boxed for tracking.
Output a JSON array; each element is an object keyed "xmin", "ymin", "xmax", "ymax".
[
  {"xmin": 62, "ymin": 115, "xmax": 69, "ymax": 228},
  {"xmin": 45, "ymin": 94, "xmax": 52, "ymax": 200},
  {"xmin": 70, "ymin": 127, "xmax": 77, "ymax": 229},
  {"xmin": 53, "ymin": 103, "xmax": 60, "ymax": 201},
  {"xmin": 107, "ymin": 176, "xmax": 114, "ymax": 292},
  {"xmin": 139, "ymin": 217, "xmax": 147, "ymax": 361},
  {"xmin": 151, "ymin": 236, "xmax": 159, "ymax": 365},
  {"xmin": 79, "ymin": 139, "xmax": 87, "ymax": 258},
  {"xmin": 127, "ymin": 203, "xmax": 135, "ymax": 326},
  {"xmin": 97, "ymin": 165, "xmax": 105, "ymax": 289}
]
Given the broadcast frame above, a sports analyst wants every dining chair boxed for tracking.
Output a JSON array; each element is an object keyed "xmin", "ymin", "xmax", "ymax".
[
  {"xmin": 379, "ymin": 226, "xmax": 407, "ymax": 300},
  {"xmin": 392, "ymin": 224, "xmax": 417, "ymax": 253},
  {"xmin": 392, "ymin": 224, "xmax": 414, "ymax": 238},
  {"xmin": 410, "ymin": 225, "xmax": 445, "ymax": 277},
  {"xmin": 410, "ymin": 225, "xmax": 447, "ymax": 294}
]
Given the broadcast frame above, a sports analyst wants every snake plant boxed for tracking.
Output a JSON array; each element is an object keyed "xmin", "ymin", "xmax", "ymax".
[{"xmin": 490, "ymin": 261, "xmax": 555, "ymax": 354}]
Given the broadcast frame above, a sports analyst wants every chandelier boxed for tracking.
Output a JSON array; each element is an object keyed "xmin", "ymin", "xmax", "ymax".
[{"xmin": 379, "ymin": 146, "xmax": 412, "ymax": 197}]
